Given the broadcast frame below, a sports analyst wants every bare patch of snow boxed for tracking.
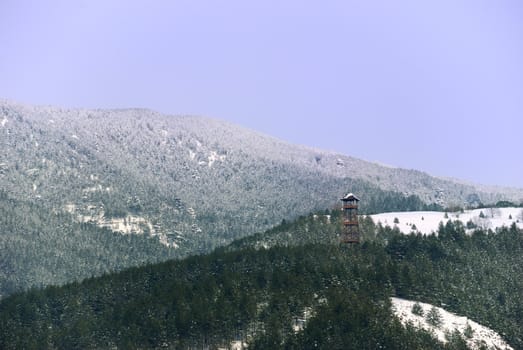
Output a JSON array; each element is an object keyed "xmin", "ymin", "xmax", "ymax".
[
  {"xmin": 207, "ymin": 151, "xmax": 226, "ymax": 167},
  {"xmin": 187, "ymin": 207, "xmax": 196, "ymax": 219},
  {"xmin": 391, "ymin": 297, "xmax": 513, "ymax": 350},
  {"xmin": 208, "ymin": 151, "xmax": 218, "ymax": 167},
  {"xmin": 82, "ymin": 184, "xmax": 104, "ymax": 193},
  {"xmin": 158, "ymin": 235, "xmax": 179, "ymax": 248},
  {"xmin": 313, "ymin": 214, "xmax": 331, "ymax": 223},
  {"xmin": 218, "ymin": 340, "xmax": 247, "ymax": 350},
  {"xmin": 25, "ymin": 168, "xmax": 39, "ymax": 176},
  {"xmin": 371, "ymin": 207, "xmax": 523, "ymax": 235},
  {"xmin": 292, "ymin": 307, "xmax": 313, "ymax": 332},
  {"xmin": 0, "ymin": 116, "xmax": 7, "ymax": 127},
  {"xmin": 62, "ymin": 204, "xmax": 178, "ymax": 248},
  {"xmin": 64, "ymin": 203, "xmax": 77, "ymax": 214}
]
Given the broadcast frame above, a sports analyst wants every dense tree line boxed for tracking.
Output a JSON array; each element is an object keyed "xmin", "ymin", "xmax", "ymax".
[
  {"xmin": 0, "ymin": 182, "xmax": 442, "ymax": 299},
  {"xmin": 1, "ymin": 215, "xmax": 522, "ymax": 349},
  {"xmin": 0, "ymin": 244, "xmax": 450, "ymax": 349},
  {"xmin": 383, "ymin": 221, "xmax": 523, "ymax": 348},
  {"xmin": 0, "ymin": 191, "xmax": 177, "ymax": 297}
]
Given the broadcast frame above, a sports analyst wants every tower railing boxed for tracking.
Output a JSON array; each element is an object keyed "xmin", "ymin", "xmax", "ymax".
[{"xmin": 343, "ymin": 220, "xmax": 359, "ymax": 226}]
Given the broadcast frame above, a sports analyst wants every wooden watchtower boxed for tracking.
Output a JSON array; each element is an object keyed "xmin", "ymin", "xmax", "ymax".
[{"xmin": 341, "ymin": 193, "xmax": 360, "ymax": 244}]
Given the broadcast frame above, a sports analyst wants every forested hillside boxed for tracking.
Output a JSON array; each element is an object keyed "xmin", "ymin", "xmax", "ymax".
[
  {"xmin": 1, "ymin": 214, "xmax": 521, "ymax": 349},
  {"xmin": 2, "ymin": 99, "xmax": 522, "ymax": 255},
  {"xmin": 0, "ymin": 190, "xmax": 176, "ymax": 297},
  {"xmin": 2, "ymin": 100, "xmax": 523, "ymax": 349},
  {"xmin": 0, "ymin": 99, "xmax": 472, "ymax": 298},
  {"xmin": 0, "ymin": 181, "xmax": 439, "ymax": 297}
]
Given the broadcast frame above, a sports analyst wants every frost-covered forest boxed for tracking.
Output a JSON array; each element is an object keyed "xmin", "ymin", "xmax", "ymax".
[
  {"xmin": 2, "ymin": 100, "xmax": 523, "ymax": 349},
  {"xmin": 1, "ymin": 100, "xmax": 521, "ymax": 253},
  {"xmin": 4, "ymin": 100, "xmax": 517, "ymax": 297},
  {"xmin": 0, "ymin": 179, "xmax": 441, "ymax": 297},
  {"xmin": 0, "ymin": 190, "xmax": 177, "ymax": 297}
]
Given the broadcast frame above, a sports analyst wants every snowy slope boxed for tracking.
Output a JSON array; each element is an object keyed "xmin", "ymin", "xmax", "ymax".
[
  {"xmin": 371, "ymin": 207, "xmax": 523, "ymax": 235},
  {"xmin": 391, "ymin": 297, "xmax": 514, "ymax": 349}
]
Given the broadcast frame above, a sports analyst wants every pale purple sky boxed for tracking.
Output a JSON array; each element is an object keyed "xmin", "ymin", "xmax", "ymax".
[{"xmin": 1, "ymin": 1, "xmax": 522, "ymax": 188}]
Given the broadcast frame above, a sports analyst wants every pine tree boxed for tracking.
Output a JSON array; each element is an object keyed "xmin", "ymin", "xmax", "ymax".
[
  {"xmin": 426, "ymin": 306, "xmax": 442, "ymax": 328},
  {"xmin": 412, "ymin": 302, "xmax": 424, "ymax": 316}
]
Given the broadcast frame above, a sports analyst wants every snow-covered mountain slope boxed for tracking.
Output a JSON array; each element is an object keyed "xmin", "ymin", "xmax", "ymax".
[
  {"xmin": 392, "ymin": 297, "xmax": 514, "ymax": 350},
  {"xmin": 2, "ymin": 98, "xmax": 523, "ymax": 251},
  {"xmin": 371, "ymin": 207, "xmax": 523, "ymax": 235},
  {"xmin": 3, "ymin": 99, "xmax": 523, "ymax": 205}
]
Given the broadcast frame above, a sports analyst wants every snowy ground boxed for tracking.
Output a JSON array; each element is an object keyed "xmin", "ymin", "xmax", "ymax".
[
  {"xmin": 391, "ymin": 297, "xmax": 513, "ymax": 349},
  {"xmin": 371, "ymin": 207, "xmax": 523, "ymax": 235}
]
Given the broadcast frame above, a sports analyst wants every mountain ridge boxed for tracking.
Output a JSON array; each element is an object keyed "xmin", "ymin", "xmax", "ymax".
[
  {"xmin": 2, "ymin": 99, "xmax": 523, "ymax": 249},
  {"xmin": 3, "ymin": 99, "xmax": 522, "ymax": 203},
  {"xmin": 2, "ymin": 99, "xmax": 523, "ymax": 296}
]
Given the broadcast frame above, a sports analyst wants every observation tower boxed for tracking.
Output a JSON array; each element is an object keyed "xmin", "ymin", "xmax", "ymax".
[{"xmin": 341, "ymin": 192, "xmax": 360, "ymax": 244}]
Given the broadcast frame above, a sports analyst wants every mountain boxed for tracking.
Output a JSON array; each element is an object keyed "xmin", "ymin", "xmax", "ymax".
[
  {"xmin": 1, "ymin": 99, "xmax": 521, "ymax": 249},
  {"xmin": 2, "ymin": 99, "xmax": 523, "ymax": 296}
]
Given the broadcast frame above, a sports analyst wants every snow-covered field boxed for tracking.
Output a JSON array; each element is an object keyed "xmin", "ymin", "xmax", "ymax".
[
  {"xmin": 391, "ymin": 297, "xmax": 513, "ymax": 349},
  {"xmin": 371, "ymin": 207, "xmax": 523, "ymax": 235}
]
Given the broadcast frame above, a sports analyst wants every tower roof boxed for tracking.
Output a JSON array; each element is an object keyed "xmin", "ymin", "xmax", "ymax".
[{"xmin": 341, "ymin": 192, "xmax": 360, "ymax": 201}]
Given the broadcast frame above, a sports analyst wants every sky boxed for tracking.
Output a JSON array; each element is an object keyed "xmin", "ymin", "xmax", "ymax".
[{"xmin": 1, "ymin": 0, "xmax": 522, "ymax": 188}]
